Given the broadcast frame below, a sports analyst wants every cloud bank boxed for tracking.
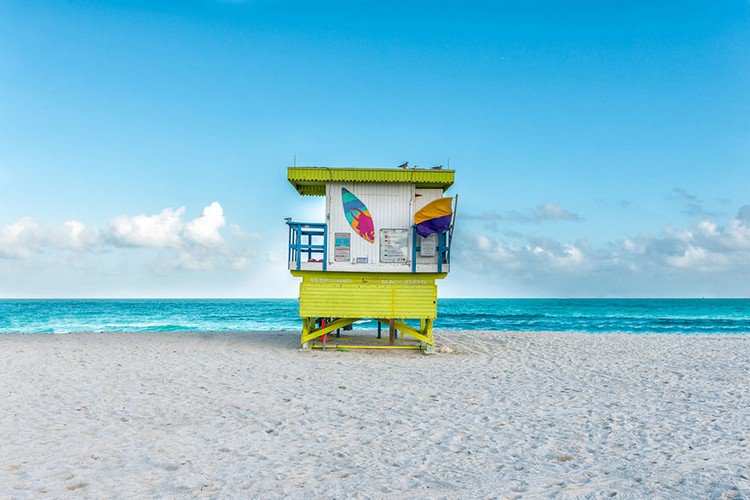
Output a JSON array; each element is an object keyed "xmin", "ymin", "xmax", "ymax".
[
  {"xmin": 0, "ymin": 202, "xmax": 253, "ymax": 272},
  {"xmin": 457, "ymin": 205, "xmax": 750, "ymax": 296},
  {"xmin": 4, "ymin": 200, "xmax": 750, "ymax": 296},
  {"xmin": 108, "ymin": 202, "xmax": 226, "ymax": 250}
]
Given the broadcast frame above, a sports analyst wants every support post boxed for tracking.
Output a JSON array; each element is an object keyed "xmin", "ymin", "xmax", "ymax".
[
  {"xmin": 412, "ymin": 225, "xmax": 418, "ymax": 273},
  {"xmin": 377, "ymin": 321, "xmax": 382, "ymax": 339},
  {"xmin": 323, "ymin": 224, "xmax": 328, "ymax": 271},
  {"xmin": 422, "ymin": 318, "xmax": 435, "ymax": 354},
  {"xmin": 300, "ymin": 317, "xmax": 311, "ymax": 349},
  {"xmin": 437, "ymin": 231, "xmax": 443, "ymax": 273},
  {"xmin": 321, "ymin": 317, "xmax": 327, "ymax": 349},
  {"xmin": 295, "ymin": 227, "xmax": 302, "ymax": 270},
  {"xmin": 389, "ymin": 319, "xmax": 395, "ymax": 346},
  {"xmin": 424, "ymin": 318, "xmax": 434, "ymax": 345},
  {"xmin": 301, "ymin": 317, "xmax": 358, "ymax": 344},
  {"xmin": 375, "ymin": 318, "xmax": 433, "ymax": 346}
]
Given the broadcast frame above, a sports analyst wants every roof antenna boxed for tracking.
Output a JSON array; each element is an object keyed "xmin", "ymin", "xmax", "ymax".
[
  {"xmin": 447, "ymin": 158, "xmax": 450, "ymax": 169},
  {"xmin": 294, "ymin": 154, "xmax": 297, "ymax": 167}
]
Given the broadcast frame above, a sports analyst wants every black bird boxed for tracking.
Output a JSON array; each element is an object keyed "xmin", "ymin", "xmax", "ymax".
[{"xmin": 397, "ymin": 162, "xmax": 409, "ymax": 169}]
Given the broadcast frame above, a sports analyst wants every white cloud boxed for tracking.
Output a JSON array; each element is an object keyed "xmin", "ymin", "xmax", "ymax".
[
  {"xmin": 150, "ymin": 245, "xmax": 256, "ymax": 274},
  {"xmin": 0, "ymin": 203, "xmax": 259, "ymax": 275},
  {"xmin": 183, "ymin": 202, "xmax": 225, "ymax": 247},
  {"xmin": 53, "ymin": 221, "xmax": 102, "ymax": 250},
  {"xmin": 0, "ymin": 218, "xmax": 101, "ymax": 258},
  {"xmin": 458, "ymin": 207, "xmax": 750, "ymax": 295},
  {"xmin": 108, "ymin": 207, "xmax": 186, "ymax": 248},
  {"xmin": 108, "ymin": 202, "xmax": 229, "ymax": 250},
  {"xmin": 665, "ymin": 244, "xmax": 729, "ymax": 272},
  {"xmin": 0, "ymin": 217, "xmax": 40, "ymax": 259},
  {"xmin": 462, "ymin": 235, "xmax": 589, "ymax": 275},
  {"xmin": 229, "ymin": 248, "xmax": 255, "ymax": 270},
  {"xmin": 107, "ymin": 202, "xmax": 255, "ymax": 272}
]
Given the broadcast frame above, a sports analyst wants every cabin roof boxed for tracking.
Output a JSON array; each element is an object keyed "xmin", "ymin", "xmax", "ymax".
[{"xmin": 287, "ymin": 166, "xmax": 455, "ymax": 196}]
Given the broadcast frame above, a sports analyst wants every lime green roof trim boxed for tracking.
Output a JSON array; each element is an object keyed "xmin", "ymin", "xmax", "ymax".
[{"xmin": 287, "ymin": 166, "xmax": 455, "ymax": 196}]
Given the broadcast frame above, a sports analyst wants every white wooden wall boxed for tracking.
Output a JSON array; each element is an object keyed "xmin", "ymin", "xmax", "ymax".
[{"xmin": 325, "ymin": 182, "xmax": 446, "ymax": 272}]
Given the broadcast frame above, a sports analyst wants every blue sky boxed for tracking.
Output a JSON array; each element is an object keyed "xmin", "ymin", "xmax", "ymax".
[{"xmin": 1, "ymin": 0, "xmax": 749, "ymax": 297}]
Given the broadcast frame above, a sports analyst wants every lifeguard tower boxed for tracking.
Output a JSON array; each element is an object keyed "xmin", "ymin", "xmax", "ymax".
[{"xmin": 286, "ymin": 165, "xmax": 456, "ymax": 352}]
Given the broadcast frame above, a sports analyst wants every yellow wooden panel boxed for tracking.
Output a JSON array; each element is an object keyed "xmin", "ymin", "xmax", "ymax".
[{"xmin": 299, "ymin": 282, "xmax": 437, "ymax": 319}]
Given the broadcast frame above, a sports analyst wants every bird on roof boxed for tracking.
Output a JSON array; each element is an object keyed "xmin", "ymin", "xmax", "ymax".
[
  {"xmin": 397, "ymin": 161, "xmax": 409, "ymax": 169},
  {"xmin": 431, "ymin": 165, "xmax": 443, "ymax": 170}
]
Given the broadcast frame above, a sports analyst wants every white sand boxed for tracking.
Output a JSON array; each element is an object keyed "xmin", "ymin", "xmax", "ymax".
[{"xmin": 1, "ymin": 330, "xmax": 748, "ymax": 498}]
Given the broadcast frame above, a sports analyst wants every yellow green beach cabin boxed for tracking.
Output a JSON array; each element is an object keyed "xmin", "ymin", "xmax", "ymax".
[{"xmin": 286, "ymin": 165, "xmax": 457, "ymax": 352}]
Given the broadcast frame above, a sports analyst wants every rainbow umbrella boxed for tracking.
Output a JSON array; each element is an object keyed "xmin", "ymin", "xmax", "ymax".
[{"xmin": 414, "ymin": 197, "xmax": 453, "ymax": 238}]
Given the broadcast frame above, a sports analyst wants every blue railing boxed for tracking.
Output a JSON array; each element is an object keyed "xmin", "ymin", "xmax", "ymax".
[
  {"xmin": 411, "ymin": 226, "xmax": 451, "ymax": 273},
  {"xmin": 286, "ymin": 222, "xmax": 449, "ymax": 273},
  {"xmin": 287, "ymin": 222, "xmax": 327, "ymax": 271}
]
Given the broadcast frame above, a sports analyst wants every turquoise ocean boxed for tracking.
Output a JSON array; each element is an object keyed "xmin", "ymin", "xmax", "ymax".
[{"xmin": 0, "ymin": 299, "xmax": 748, "ymax": 334}]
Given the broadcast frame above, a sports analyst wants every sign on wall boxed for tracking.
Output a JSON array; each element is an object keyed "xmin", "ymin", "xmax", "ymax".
[
  {"xmin": 420, "ymin": 233, "xmax": 437, "ymax": 257},
  {"xmin": 334, "ymin": 232, "xmax": 351, "ymax": 262},
  {"xmin": 380, "ymin": 228, "xmax": 409, "ymax": 263}
]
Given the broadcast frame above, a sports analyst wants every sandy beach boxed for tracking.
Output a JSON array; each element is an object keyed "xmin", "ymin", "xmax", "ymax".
[{"xmin": 1, "ymin": 330, "xmax": 748, "ymax": 498}]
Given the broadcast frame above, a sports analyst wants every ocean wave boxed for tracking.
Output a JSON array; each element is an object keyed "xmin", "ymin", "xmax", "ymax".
[{"xmin": 1, "ymin": 299, "xmax": 749, "ymax": 334}]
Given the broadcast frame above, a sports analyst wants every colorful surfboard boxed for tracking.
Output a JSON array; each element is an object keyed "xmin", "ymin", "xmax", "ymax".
[{"xmin": 342, "ymin": 188, "xmax": 375, "ymax": 243}]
